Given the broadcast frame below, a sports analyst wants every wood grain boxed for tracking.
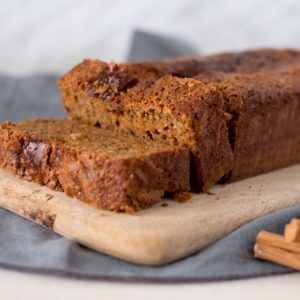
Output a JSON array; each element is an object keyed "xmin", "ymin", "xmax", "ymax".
[{"xmin": 1, "ymin": 164, "xmax": 300, "ymax": 266}]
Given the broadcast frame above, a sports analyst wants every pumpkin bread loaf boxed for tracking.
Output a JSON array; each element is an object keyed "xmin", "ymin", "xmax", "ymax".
[
  {"xmin": 59, "ymin": 49, "xmax": 300, "ymax": 191},
  {"xmin": 0, "ymin": 119, "xmax": 190, "ymax": 212}
]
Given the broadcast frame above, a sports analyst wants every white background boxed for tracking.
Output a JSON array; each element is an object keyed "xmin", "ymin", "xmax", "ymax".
[{"xmin": 1, "ymin": 0, "xmax": 300, "ymax": 74}]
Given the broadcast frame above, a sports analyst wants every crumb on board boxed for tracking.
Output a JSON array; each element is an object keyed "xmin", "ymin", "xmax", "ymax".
[
  {"xmin": 175, "ymin": 191, "xmax": 191, "ymax": 202},
  {"xmin": 161, "ymin": 203, "xmax": 168, "ymax": 207},
  {"xmin": 45, "ymin": 193, "xmax": 54, "ymax": 201},
  {"xmin": 165, "ymin": 191, "xmax": 191, "ymax": 202},
  {"xmin": 206, "ymin": 190, "xmax": 215, "ymax": 196}
]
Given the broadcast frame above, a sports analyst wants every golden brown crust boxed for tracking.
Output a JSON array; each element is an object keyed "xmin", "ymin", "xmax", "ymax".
[
  {"xmin": 0, "ymin": 120, "xmax": 190, "ymax": 212},
  {"xmin": 60, "ymin": 49, "xmax": 300, "ymax": 102}
]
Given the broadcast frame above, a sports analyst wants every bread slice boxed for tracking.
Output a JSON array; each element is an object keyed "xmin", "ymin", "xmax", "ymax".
[{"xmin": 0, "ymin": 120, "xmax": 190, "ymax": 212}]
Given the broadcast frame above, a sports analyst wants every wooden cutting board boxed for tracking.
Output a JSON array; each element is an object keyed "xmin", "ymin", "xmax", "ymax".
[{"xmin": 1, "ymin": 165, "xmax": 300, "ymax": 266}]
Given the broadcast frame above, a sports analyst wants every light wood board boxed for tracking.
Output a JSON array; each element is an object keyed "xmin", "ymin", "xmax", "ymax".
[{"xmin": 0, "ymin": 165, "xmax": 300, "ymax": 266}]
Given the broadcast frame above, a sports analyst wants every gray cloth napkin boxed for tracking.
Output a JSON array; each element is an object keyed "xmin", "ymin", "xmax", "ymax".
[
  {"xmin": 0, "ymin": 74, "xmax": 65, "ymax": 122},
  {"xmin": 126, "ymin": 30, "xmax": 198, "ymax": 62},
  {"xmin": 0, "ymin": 31, "xmax": 299, "ymax": 282}
]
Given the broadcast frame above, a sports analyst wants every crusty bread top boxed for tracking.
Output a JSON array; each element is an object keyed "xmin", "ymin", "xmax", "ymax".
[
  {"xmin": 195, "ymin": 67, "xmax": 300, "ymax": 105},
  {"xmin": 59, "ymin": 49, "xmax": 300, "ymax": 113},
  {"xmin": 60, "ymin": 48, "xmax": 300, "ymax": 92}
]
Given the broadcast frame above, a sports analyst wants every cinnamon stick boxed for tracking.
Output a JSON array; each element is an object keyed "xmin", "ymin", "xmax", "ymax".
[
  {"xmin": 256, "ymin": 230, "xmax": 300, "ymax": 254},
  {"xmin": 284, "ymin": 219, "xmax": 300, "ymax": 243},
  {"xmin": 254, "ymin": 242, "xmax": 300, "ymax": 271}
]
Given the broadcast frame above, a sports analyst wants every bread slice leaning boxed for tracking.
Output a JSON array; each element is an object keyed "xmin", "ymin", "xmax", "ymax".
[{"xmin": 0, "ymin": 119, "xmax": 190, "ymax": 212}]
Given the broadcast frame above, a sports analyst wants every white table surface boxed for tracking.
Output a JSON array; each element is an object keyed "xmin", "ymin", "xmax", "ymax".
[{"xmin": 1, "ymin": 268, "xmax": 299, "ymax": 300}]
